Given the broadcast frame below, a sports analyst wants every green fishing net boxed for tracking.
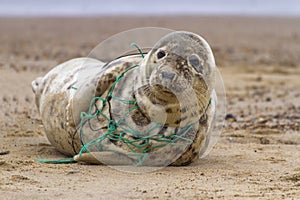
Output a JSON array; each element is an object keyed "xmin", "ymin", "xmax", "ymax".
[{"xmin": 77, "ymin": 44, "xmax": 197, "ymax": 166}]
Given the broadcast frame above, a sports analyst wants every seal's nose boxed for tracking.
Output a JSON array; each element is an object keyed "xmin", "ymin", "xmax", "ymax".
[{"xmin": 161, "ymin": 71, "xmax": 175, "ymax": 80}]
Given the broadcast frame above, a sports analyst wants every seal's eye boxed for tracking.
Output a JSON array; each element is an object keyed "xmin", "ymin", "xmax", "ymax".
[
  {"xmin": 188, "ymin": 54, "xmax": 203, "ymax": 73},
  {"xmin": 157, "ymin": 50, "xmax": 166, "ymax": 59}
]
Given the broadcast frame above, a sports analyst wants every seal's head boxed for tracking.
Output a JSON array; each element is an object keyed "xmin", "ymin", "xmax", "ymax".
[{"xmin": 135, "ymin": 31, "xmax": 216, "ymax": 127}]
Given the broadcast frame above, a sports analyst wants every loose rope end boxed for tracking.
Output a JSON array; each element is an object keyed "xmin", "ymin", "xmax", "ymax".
[{"xmin": 37, "ymin": 157, "xmax": 76, "ymax": 164}]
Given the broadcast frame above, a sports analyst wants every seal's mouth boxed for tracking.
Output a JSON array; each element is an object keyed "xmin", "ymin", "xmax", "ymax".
[
  {"xmin": 149, "ymin": 70, "xmax": 190, "ymax": 94},
  {"xmin": 151, "ymin": 84, "xmax": 176, "ymax": 97}
]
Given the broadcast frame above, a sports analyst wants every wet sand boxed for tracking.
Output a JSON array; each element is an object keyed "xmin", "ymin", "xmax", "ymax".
[{"xmin": 0, "ymin": 16, "xmax": 300, "ymax": 199}]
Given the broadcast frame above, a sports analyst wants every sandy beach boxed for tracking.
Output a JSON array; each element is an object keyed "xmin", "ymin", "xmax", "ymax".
[{"xmin": 0, "ymin": 16, "xmax": 300, "ymax": 199}]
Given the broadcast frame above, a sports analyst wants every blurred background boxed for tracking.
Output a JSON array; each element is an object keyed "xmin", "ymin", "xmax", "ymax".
[{"xmin": 0, "ymin": 0, "xmax": 299, "ymax": 17}]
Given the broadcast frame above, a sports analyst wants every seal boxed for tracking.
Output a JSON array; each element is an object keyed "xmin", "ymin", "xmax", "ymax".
[{"xmin": 32, "ymin": 31, "xmax": 217, "ymax": 166}]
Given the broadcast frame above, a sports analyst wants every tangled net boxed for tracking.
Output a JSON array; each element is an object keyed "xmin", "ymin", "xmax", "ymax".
[
  {"xmin": 37, "ymin": 43, "xmax": 199, "ymax": 166},
  {"xmin": 78, "ymin": 43, "xmax": 196, "ymax": 166}
]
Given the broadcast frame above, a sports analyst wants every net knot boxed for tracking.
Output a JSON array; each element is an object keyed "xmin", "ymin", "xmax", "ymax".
[
  {"xmin": 106, "ymin": 95, "xmax": 112, "ymax": 102},
  {"xmin": 108, "ymin": 120, "xmax": 117, "ymax": 132}
]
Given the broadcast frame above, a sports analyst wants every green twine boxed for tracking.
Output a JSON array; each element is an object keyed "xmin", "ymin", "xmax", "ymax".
[
  {"xmin": 131, "ymin": 43, "xmax": 145, "ymax": 58},
  {"xmin": 37, "ymin": 43, "xmax": 196, "ymax": 166},
  {"xmin": 37, "ymin": 157, "xmax": 76, "ymax": 164},
  {"xmin": 78, "ymin": 57, "xmax": 195, "ymax": 165}
]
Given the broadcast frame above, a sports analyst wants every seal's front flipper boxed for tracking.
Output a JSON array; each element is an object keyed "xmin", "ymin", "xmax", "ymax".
[
  {"xmin": 31, "ymin": 77, "xmax": 43, "ymax": 93},
  {"xmin": 74, "ymin": 152, "xmax": 136, "ymax": 165}
]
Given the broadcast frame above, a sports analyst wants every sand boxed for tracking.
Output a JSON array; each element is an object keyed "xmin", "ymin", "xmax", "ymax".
[{"xmin": 0, "ymin": 16, "xmax": 300, "ymax": 199}]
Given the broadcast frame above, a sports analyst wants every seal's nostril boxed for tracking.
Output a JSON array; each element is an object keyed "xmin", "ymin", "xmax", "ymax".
[{"xmin": 161, "ymin": 71, "xmax": 175, "ymax": 80}]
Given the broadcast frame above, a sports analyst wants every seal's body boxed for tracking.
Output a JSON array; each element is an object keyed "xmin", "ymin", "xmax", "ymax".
[{"xmin": 32, "ymin": 31, "xmax": 217, "ymax": 166}]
